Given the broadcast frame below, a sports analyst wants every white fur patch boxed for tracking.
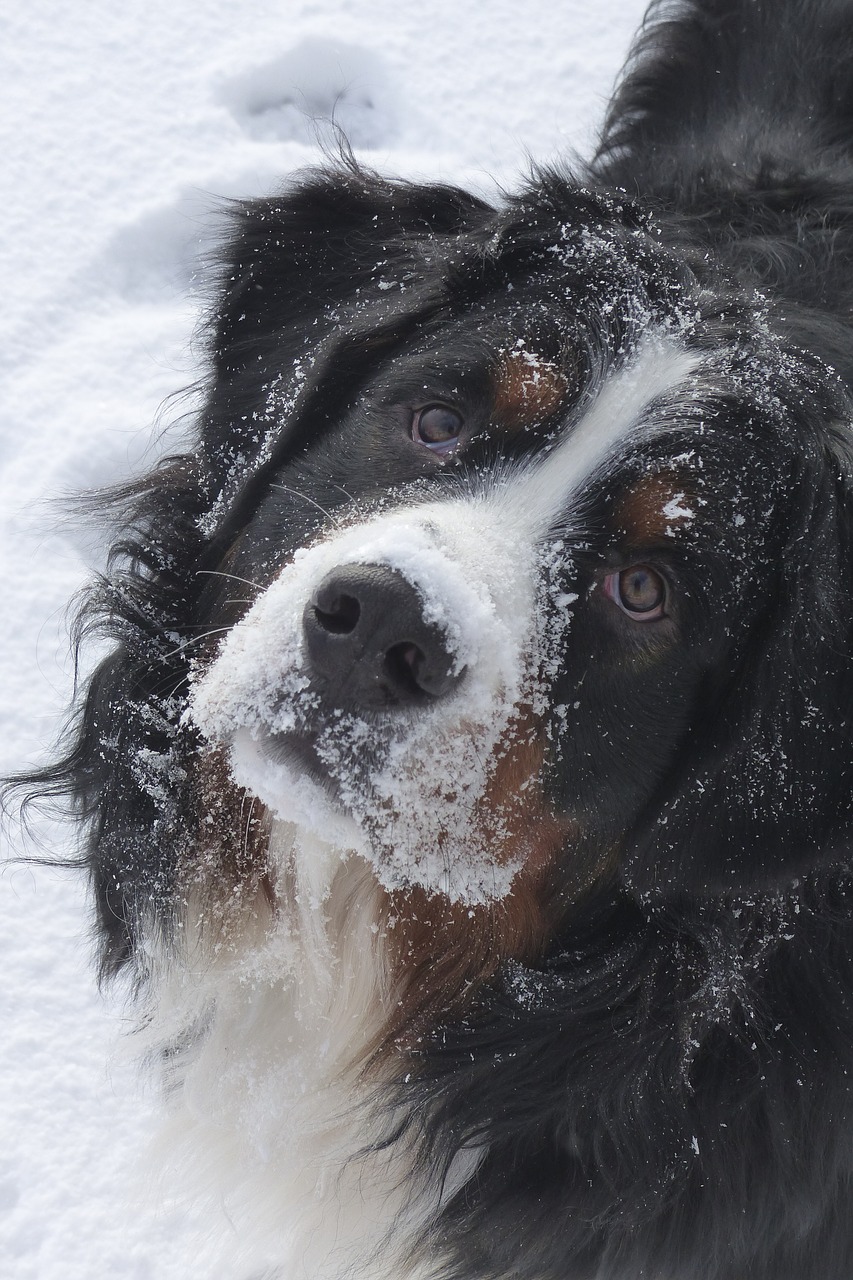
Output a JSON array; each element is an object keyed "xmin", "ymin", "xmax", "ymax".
[{"xmin": 143, "ymin": 848, "xmax": 447, "ymax": 1279}]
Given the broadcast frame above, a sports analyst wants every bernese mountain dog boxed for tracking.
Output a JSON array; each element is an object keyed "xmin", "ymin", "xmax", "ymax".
[{"xmin": 21, "ymin": 0, "xmax": 853, "ymax": 1276}]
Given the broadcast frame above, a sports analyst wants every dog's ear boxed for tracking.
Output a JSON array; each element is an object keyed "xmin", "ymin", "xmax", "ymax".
[
  {"xmin": 625, "ymin": 433, "xmax": 853, "ymax": 896},
  {"xmin": 211, "ymin": 166, "xmax": 490, "ymax": 379},
  {"xmin": 197, "ymin": 165, "xmax": 492, "ymax": 514}
]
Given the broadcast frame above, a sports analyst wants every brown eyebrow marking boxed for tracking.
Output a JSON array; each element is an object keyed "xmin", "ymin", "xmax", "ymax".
[
  {"xmin": 614, "ymin": 472, "xmax": 698, "ymax": 543},
  {"xmin": 492, "ymin": 349, "xmax": 569, "ymax": 431}
]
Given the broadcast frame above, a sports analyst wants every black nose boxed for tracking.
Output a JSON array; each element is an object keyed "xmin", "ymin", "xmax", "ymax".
[{"xmin": 302, "ymin": 564, "xmax": 465, "ymax": 709}]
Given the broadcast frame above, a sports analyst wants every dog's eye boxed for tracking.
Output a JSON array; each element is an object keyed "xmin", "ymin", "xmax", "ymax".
[
  {"xmin": 412, "ymin": 404, "xmax": 463, "ymax": 455},
  {"xmin": 604, "ymin": 566, "xmax": 667, "ymax": 620}
]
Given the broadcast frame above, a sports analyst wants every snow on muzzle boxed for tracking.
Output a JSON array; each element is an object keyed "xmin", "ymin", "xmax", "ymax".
[{"xmin": 189, "ymin": 501, "xmax": 552, "ymax": 904}]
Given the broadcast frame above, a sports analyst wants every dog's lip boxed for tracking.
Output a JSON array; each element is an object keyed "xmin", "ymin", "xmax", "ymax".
[{"xmin": 264, "ymin": 728, "xmax": 333, "ymax": 788}]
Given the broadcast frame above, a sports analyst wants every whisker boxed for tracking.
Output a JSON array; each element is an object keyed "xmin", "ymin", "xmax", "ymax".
[
  {"xmin": 196, "ymin": 569, "xmax": 265, "ymax": 592},
  {"xmin": 242, "ymin": 794, "xmax": 259, "ymax": 862},
  {"xmin": 270, "ymin": 484, "xmax": 341, "ymax": 525}
]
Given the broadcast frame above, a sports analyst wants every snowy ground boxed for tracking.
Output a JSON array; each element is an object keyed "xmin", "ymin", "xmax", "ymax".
[{"xmin": 1, "ymin": 2, "xmax": 647, "ymax": 1275}]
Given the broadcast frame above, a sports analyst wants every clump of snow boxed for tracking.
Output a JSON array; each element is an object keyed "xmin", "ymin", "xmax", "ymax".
[
  {"xmin": 662, "ymin": 490, "xmax": 697, "ymax": 537},
  {"xmin": 662, "ymin": 492, "xmax": 694, "ymax": 523}
]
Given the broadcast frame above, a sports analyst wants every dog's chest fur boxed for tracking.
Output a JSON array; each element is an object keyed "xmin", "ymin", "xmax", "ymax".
[{"xmin": 151, "ymin": 828, "xmax": 433, "ymax": 1278}]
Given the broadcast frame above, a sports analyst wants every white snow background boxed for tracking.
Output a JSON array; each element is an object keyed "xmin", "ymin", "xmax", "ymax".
[{"xmin": 1, "ymin": 2, "xmax": 647, "ymax": 1275}]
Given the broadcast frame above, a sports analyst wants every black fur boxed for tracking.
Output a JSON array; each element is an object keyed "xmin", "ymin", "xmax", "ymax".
[{"xmin": 16, "ymin": 1, "xmax": 853, "ymax": 1276}]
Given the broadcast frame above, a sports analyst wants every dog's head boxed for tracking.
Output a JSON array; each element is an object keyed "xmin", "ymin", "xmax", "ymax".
[{"xmin": 177, "ymin": 165, "xmax": 853, "ymax": 917}]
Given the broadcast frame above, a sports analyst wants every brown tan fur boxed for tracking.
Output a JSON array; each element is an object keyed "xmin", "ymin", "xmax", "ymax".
[
  {"xmin": 614, "ymin": 472, "xmax": 696, "ymax": 545},
  {"xmin": 183, "ymin": 746, "xmax": 276, "ymax": 941},
  {"xmin": 492, "ymin": 350, "xmax": 568, "ymax": 430}
]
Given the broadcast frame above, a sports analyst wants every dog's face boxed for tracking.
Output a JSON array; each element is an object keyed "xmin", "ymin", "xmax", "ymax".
[{"xmin": 187, "ymin": 173, "xmax": 853, "ymax": 915}]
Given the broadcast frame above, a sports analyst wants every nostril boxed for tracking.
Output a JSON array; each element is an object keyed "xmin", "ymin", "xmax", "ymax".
[
  {"xmin": 385, "ymin": 639, "xmax": 459, "ymax": 699},
  {"xmin": 312, "ymin": 592, "xmax": 361, "ymax": 635},
  {"xmin": 384, "ymin": 641, "xmax": 428, "ymax": 698}
]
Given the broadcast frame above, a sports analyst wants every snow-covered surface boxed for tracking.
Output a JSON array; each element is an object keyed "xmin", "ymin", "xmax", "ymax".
[{"xmin": 1, "ymin": 2, "xmax": 646, "ymax": 1275}]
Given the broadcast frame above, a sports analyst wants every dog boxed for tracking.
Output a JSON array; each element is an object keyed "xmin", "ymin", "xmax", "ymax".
[{"xmin": 21, "ymin": 0, "xmax": 853, "ymax": 1276}]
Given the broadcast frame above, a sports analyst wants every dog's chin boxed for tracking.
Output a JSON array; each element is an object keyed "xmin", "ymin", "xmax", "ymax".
[
  {"xmin": 226, "ymin": 719, "xmax": 527, "ymax": 906},
  {"xmin": 267, "ymin": 726, "xmax": 345, "ymax": 789},
  {"xmin": 229, "ymin": 726, "xmax": 366, "ymax": 852}
]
